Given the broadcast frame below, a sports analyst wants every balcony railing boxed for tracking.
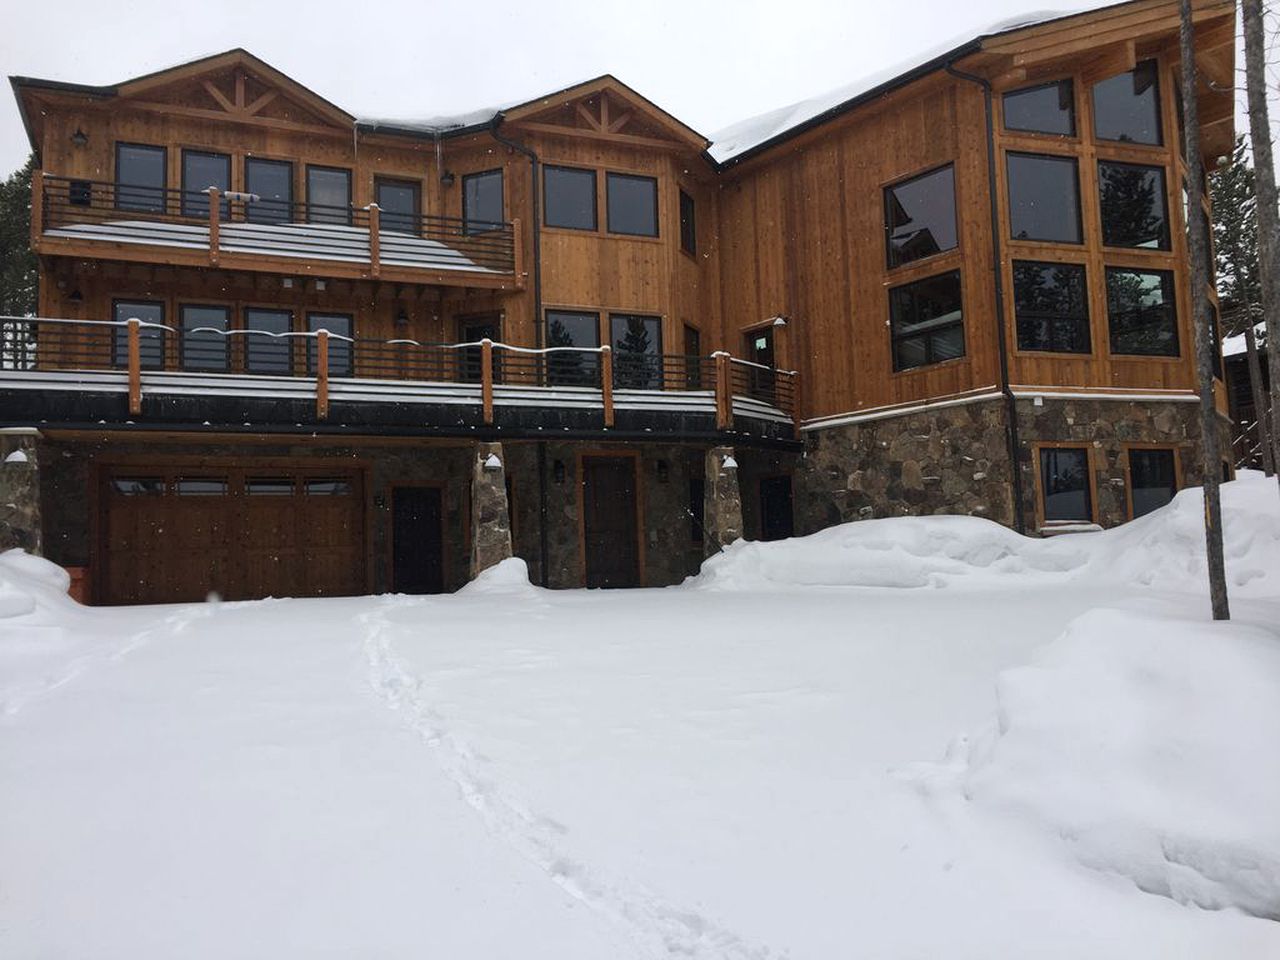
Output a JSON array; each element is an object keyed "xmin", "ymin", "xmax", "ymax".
[
  {"xmin": 33, "ymin": 174, "xmax": 521, "ymax": 282},
  {"xmin": 0, "ymin": 316, "xmax": 799, "ymax": 435}
]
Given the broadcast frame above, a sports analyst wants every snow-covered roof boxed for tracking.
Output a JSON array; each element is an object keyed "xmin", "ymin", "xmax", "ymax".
[{"xmin": 1222, "ymin": 322, "xmax": 1266, "ymax": 358}]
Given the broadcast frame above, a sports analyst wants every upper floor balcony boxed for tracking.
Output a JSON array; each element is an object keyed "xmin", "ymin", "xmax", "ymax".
[
  {"xmin": 31, "ymin": 173, "xmax": 524, "ymax": 291},
  {"xmin": 0, "ymin": 315, "xmax": 799, "ymax": 445}
]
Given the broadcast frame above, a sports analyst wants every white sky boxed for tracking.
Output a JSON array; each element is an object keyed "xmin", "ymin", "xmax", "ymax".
[{"xmin": 0, "ymin": 0, "xmax": 1271, "ymax": 175}]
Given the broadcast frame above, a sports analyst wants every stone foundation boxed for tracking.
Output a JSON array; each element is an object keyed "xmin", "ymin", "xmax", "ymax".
[
  {"xmin": 469, "ymin": 442, "xmax": 513, "ymax": 578},
  {"xmin": 703, "ymin": 446, "xmax": 744, "ymax": 555},
  {"xmin": 0, "ymin": 431, "xmax": 42, "ymax": 555}
]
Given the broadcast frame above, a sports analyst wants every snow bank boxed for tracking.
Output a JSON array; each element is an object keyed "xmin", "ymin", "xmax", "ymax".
[
  {"xmin": 455, "ymin": 556, "xmax": 540, "ymax": 597},
  {"xmin": 0, "ymin": 549, "xmax": 72, "ymax": 619},
  {"xmin": 928, "ymin": 608, "xmax": 1280, "ymax": 919}
]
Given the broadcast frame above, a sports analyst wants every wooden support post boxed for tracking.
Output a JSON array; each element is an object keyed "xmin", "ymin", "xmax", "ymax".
[
  {"xmin": 207, "ymin": 187, "xmax": 221, "ymax": 266},
  {"xmin": 714, "ymin": 351, "xmax": 732, "ymax": 431},
  {"xmin": 29, "ymin": 169, "xmax": 43, "ymax": 248},
  {"xmin": 368, "ymin": 203, "xmax": 380, "ymax": 279},
  {"xmin": 790, "ymin": 371, "xmax": 802, "ymax": 435},
  {"xmin": 481, "ymin": 338, "xmax": 494, "ymax": 425},
  {"xmin": 600, "ymin": 345, "xmax": 614, "ymax": 428},
  {"xmin": 127, "ymin": 318, "xmax": 142, "ymax": 416},
  {"xmin": 511, "ymin": 218, "xmax": 524, "ymax": 286},
  {"xmin": 315, "ymin": 329, "xmax": 329, "ymax": 421}
]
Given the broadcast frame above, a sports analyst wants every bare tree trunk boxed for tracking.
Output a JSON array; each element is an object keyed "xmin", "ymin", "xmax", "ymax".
[
  {"xmin": 1243, "ymin": 310, "xmax": 1275, "ymax": 473},
  {"xmin": 1243, "ymin": 0, "xmax": 1280, "ymax": 488},
  {"xmin": 1180, "ymin": 0, "xmax": 1230, "ymax": 620}
]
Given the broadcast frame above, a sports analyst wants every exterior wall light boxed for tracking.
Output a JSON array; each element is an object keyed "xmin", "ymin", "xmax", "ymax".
[
  {"xmin": 483, "ymin": 453, "xmax": 502, "ymax": 471},
  {"xmin": 722, "ymin": 455, "xmax": 738, "ymax": 470},
  {"xmin": 440, "ymin": 171, "xmax": 456, "ymax": 188},
  {"xmin": 71, "ymin": 128, "xmax": 88, "ymax": 146}
]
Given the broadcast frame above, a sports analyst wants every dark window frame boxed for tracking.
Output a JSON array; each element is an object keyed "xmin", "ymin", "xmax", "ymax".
[
  {"xmin": 679, "ymin": 189, "xmax": 697, "ymax": 256},
  {"xmin": 1125, "ymin": 446, "xmax": 1180, "ymax": 519},
  {"xmin": 544, "ymin": 308, "xmax": 602, "ymax": 386},
  {"xmin": 306, "ymin": 312, "xmax": 354, "ymax": 377},
  {"xmin": 178, "ymin": 302, "xmax": 231, "ymax": 373},
  {"xmin": 1104, "ymin": 266, "xmax": 1180, "ymax": 358},
  {"xmin": 244, "ymin": 156, "xmax": 294, "ymax": 224},
  {"xmin": 180, "ymin": 148, "xmax": 231, "ymax": 218},
  {"xmin": 111, "ymin": 299, "xmax": 167, "ymax": 371},
  {"xmin": 1038, "ymin": 445, "xmax": 1095, "ymax": 524},
  {"xmin": 884, "ymin": 163, "xmax": 959, "ymax": 270},
  {"xmin": 606, "ymin": 172, "xmax": 660, "ymax": 237},
  {"xmin": 243, "ymin": 306, "xmax": 295, "ymax": 375},
  {"xmin": 1002, "ymin": 78, "xmax": 1077, "ymax": 137},
  {"xmin": 888, "ymin": 269, "xmax": 966, "ymax": 373},
  {"xmin": 543, "ymin": 165, "xmax": 598, "ymax": 231},
  {"xmin": 1097, "ymin": 159, "xmax": 1172, "ymax": 251},
  {"xmin": 1091, "ymin": 59, "xmax": 1164, "ymax": 147},
  {"xmin": 374, "ymin": 176, "xmax": 423, "ymax": 235},
  {"xmin": 1006, "ymin": 151, "xmax": 1083, "ymax": 245},
  {"xmin": 462, "ymin": 168, "xmax": 505, "ymax": 235},
  {"xmin": 114, "ymin": 142, "xmax": 167, "ymax": 213},
  {"xmin": 1012, "ymin": 260, "xmax": 1092, "ymax": 354},
  {"xmin": 306, "ymin": 164, "xmax": 353, "ymax": 225}
]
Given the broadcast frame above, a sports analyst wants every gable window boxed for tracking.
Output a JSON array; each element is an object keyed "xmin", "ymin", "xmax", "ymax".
[
  {"xmin": 307, "ymin": 313, "xmax": 353, "ymax": 376},
  {"xmin": 115, "ymin": 143, "xmax": 166, "ymax": 213},
  {"xmin": 245, "ymin": 158, "xmax": 293, "ymax": 224},
  {"xmin": 888, "ymin": 270, "xmax": 965, "ymax": 372},
  {"xmin": 679, "ymin": 189, "xmax": 697, "ymax": 255},
  {"xmin": 544, "ymin": 166, "xmax": 597, "ymax": 230},
  {"xmin": 112, "ymin": 300, "xmax": 165, "ymax": 370},
  {"xmin": 376, "ymin": 178, "xmax": 420, "ymax": 235},
  {"xmin": 463, "ymin": 169, "xmax": 504, "ymax": 234},
  {"xmin": 1106, "ymin": 267, "xmax": 1179, "ymax": 357},
  {"xmin": 181, "ymin": 150, "xmax": 230, "ymax": 218},
  {"xmin": 244, "ymin": 307, "xmax": 293, "ymax": 374},
  {"xmin": 1098, "ymin": 161, "xmax": 1170, "ymax": 250},
  {"xmin": 1040, "ymin": 447, "xmax": 1093, "ymax": 522},
  {"xmin": 611, "ymin": 313, "xmax": 663, "ymax": 388},
  {"xmin": 1003, "ymin": 79, "xmax": 1075, "ymax": 136},
  {"xmin": 884, "ymin": 164, "xmax": 957, "ymax": 268},
  {"xmin": 1013, "ymin": 261, "xmax": 1090, "ymax": 353},
  {"xmin": 1006, "ymin": 152, "xmax": 1082, "ymax": 243},
  {"xmin": 1128, "ymin": 448, "xmax": 1178, "ymax": 518},
  {"xmin": 1092, "ymin": 60, "xmax": 1162, "ymax": 145},
  {"xmin": 606, "ymin": 173, "xmax": 658, "ymax": 237},
  {"xmin": 545, "ymin": 309, "xmax": 601, "ymax": 386},
  {"xmin": 307, "ymin": 166, "xmax": 352, "ymax": 225},
  {"xmin": 179, "ymin": 304, "xmax": 229, "ymax": 372}
]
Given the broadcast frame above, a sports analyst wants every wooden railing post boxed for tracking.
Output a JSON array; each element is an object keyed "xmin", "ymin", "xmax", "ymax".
[
  {"xmin": 714, "ymin": 351, "xmax": 732, "ymax": 431},
  {"xmin": 511, "ymin": 217, "xmax": 524, "ymax": 286},
  {"xmin": 315, "ymin": 329, "xmax": 329, "ymax": 421},
  {"xmin": 367, "ymin": 203, "xmax": 381, "ymax": 279},
  {"xmin": 127, "ymin": 318, "xmax": 142, "ymax": 416},
  {"xmin": 600, "ymin": 345, "xmax": 614, "ymax": 428},
  {"xmin": 29, "ymin": 169, "xmax": 43, "ymax": 249},
  {"xmin": 481, "ymin": 338, "xmax": 494, "ymax": 425},
  {"xmin": 207, "ymin": 187, "xmax": 221, "ymax": 266},
  {"xmin": 790, "ymin": 370, "xmax": 802, "ymax": 434}
]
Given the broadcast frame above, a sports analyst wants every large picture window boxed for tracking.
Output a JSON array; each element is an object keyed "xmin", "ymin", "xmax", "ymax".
[
  {"xmin": 463, "ymin": 169, "xmax": 504, "ymax": 234},
  {"xmin": 376, "ymin": 178, "xmax": 420, "ymax": 235},
  {"xmin": 112, "ymin": 300, "xmax": 165, "ymax": 370},
  {"xmin": 307, "ymin": 166, "xmax": 352, "ymax": 225},
  {"xmin": 1006, "ymin": 152, "xmax": 1082, "ymax": 244},
  {"xmin": 1106, "ymin": 267, "xmax": 1179, "ymax": 357},
  {"xmin": 245, "ymin": 158, "xmax": 293, "ymax": 224},
  {"xmin": 1040, "ymin": 447, "xmax": 1092, "ymax": 522},
  {"xmin": 544, "ymin": 166, "xmax": 597, "ymax": 231},
  {"xmin": 884, "ymin": 164, "xmax": 957, "ymax": 268},
  {"xmin": 1003, "ymin": 79, "xmax": 1075, "ymax": 136},
  {"xmin": 244, "ymin": 308, "xmax": 294, "ymax": 374},
  {"xmin": 545, "ymin": 310, "xmax": 601, "ymax": 386},
  {"xmin": 610, "ymin": 313, "xmax": 663, "ymax": 388},
  {"xmin": 888, "ymin": 270, "xmax": 965, "ymax": 372},
  {"xmin": 179, "ymin": 304, "xmax": 229, "ymax": 372},
  {"xmin": 1098, "ymin": 161, "xmax": 1170, "ymax": 250},
  {"xmin": 1092, "ymin": 60, "xmax": 1162, "ymax": 145},
  {"xmin": 606, "ymin": 173, "xmax": 659, "ymax": 237},
  {"xmin": 1128, "ymin": 448, "xmax": 1178, "ymax": 518},
  {"xmin": 307, "ymin": 313, "xmax": 353, "ymax": 376},
  {"xmin": 115, "ymin": 143, "xmax": 166, "ymax": 213},
  {"xmin": 1013, "ymin": 261, "xmax": 1090, "ymax": 353},
  {"xmin": 181, "ymin": 150, "xmax": 230, "ymax": 218}
]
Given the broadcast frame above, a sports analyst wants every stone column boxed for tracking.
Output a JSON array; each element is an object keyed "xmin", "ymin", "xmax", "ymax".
[
  {"xmin": 703, "ymin": 445, "xmax": 743, "ymax": 557},
  {"xmin": 0, "ymin": 431, "xmax": 42, "ymax": 556},
  {"xmin": 470, "ymin": 441, "xmax": 513, "ymax": 578}
]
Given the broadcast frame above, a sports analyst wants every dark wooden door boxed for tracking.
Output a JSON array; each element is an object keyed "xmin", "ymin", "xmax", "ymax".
[
  {"xmin": 391, "ymin": 486, "xmax": 444, "ymax": 594},
  {"xmin": 582, "ymin": 456, "xmax": 640, "ymax": 588},
  {"xmin": 458, "ymin": 314, "xmax": 501, "ymax": 383},
  {"xmin": 744, "ymin": 327, "xmax": 777, "ymax": 403},
  {"xmin": 759, "ymin": 475, "xmax": 794, "ymax": 541}
]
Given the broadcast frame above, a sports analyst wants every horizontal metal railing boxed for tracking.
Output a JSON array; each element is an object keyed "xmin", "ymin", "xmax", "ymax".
[{"xmin": 36, "ymin": 174, "xmax": 518, "ymax": 276}]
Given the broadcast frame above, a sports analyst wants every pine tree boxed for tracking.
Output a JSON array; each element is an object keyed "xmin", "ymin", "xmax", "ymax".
[{"xmin": 0, "ymin": 153, "xmax": 38, "ymax": 317}]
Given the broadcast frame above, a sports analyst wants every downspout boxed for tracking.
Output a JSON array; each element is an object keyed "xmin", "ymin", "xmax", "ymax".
[
  {"xmin": 488, "ymin": 117, "xmax": 552, "ymax": 583},
  {"xmin": 945, "ymin": 63, "xmax": 1027, "ymax": 534}
]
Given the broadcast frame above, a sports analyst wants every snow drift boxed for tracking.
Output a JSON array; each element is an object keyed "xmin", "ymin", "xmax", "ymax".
[{"xmin": 0, "ymin": 549, "xmax": 73, "ymax": 620}]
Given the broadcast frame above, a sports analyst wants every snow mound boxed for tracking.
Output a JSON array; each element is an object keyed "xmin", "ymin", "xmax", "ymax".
[
  {"xmin": 0, "ymin": 550, "xmax": 73, "ymax": 619},
  {"xmin": 456, "ymin": 556, "xmax": 539, "ymax": 597},
  {"xmin": 945, "ymin": 608, "xmax": 1280, "ymax": 919}
]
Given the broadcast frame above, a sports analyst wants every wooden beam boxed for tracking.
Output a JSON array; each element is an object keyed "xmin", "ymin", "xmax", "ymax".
[
  {"xmin": 714, "ymin": 351, "xmax": 732, "ymax": 431},
  {"xmin": 601, "ymin": 346, "xmax": 614, "ymax": 428},
  {"xmin": 607, "ymin": 111, "xmax": 632, "ymax": 134},
  {"xmin": 511, "ymin": 217, "xmax": 524, "ymax": 289},
  {"xmin": 29, "ymin": 169, "xmax": 43, "ymax": 248},
  {"xmin": 367, "ymin": 204, "xmax": 380, "ymax": 280},
  {"xmin": 315, "ymin": 329, "xmax": 329, "ymax": 421},
  {"xmin": 576, "ymin": 102, "xmax": 603, "ymax": 131},
  {"xmin": 517, "ymin": 121, "xmax": 680, "ymax": 152},
  {"xmin": 480, "ymin": 338, "xmax": 494, "ymax": 425},
  {"xmin": 207, "ymin": 187, "xmax": 221, "ymax": 266},
  {"xmin": 202, "ymin": 80, "xmax": 236, "ymax": 114},
  {"xmin": 245, "ymin": 89, "xmax": 279, "ymax": 116},
  {"xmin": 124, "ymin": 99, "xmax": 349, "ymax": 137},
  {"xmin": 234, "ymin": 70, "xmax": 246, "ymax": 110},
  {"xmin": 127, "ymin": 318, "xmax": 141, "ymax": 416}
]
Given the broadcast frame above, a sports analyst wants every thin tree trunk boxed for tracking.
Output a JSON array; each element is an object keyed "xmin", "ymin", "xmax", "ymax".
[
  {"xmin": 1180, "ymin": 0, "xmax": 1230, "ymax": 620},
  {"xmin": 1243, "ymin": 310, "xmax": 1275, "ymax": 473},
  {"xmin": 1243, "ymin": 0, "xmax": 1280, "ymax": 487}
]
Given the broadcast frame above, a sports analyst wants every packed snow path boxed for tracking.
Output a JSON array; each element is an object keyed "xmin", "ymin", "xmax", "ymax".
[{"xmin": 2, "ymin": 473, "xmax": 1280, "ymax": 958}]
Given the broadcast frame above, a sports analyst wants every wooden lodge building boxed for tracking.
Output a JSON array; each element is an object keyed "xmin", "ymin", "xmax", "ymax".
[{"xmin": 0, "ymin": 0, "xmax": 1238, "ymax": 604}]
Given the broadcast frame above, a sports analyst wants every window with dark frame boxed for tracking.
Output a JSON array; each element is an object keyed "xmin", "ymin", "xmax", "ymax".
[
  {"xmin": 544, "ymin": 165, "xmax": 597, "ymax": 230},
  {"xmin": 376, "ymin": 178, "xmax": 421, "ymax": 235},
  {"xmin": 1002, "ymin": 79, "xmax": 1075, "ymax": 136},
  {"xmin": 545, "ymin": 309, "xmax": 601, "ymax": 386},
  {"xmin": 1040, "ymin": 447, "xmax": 1093, "ymax": 522},
  {"xmin": 888, "ymin": 270, "xmax": 965, "ymax": 372},
  {"xmin": 181, "ymin": 149, "xmax": 230, "ymax": 218},
  {"xmin": 1105, "ymin": 267, "xmax": 1179, "ymax": 357},
  {"xmin": 679, "ymin": 189, "xmax": 697, "ymax": 255},
  {"xmin": 112, "ymin": 300, "xmax": 165, "ymax": 370},
  {"xmin": 1098, "ymin": 161, "xmax": 1170, "ymax": 250},
  {"xmin": 1092, "ymin": 60, "xmax": 1163, "ymax": 145},
  {"xmin": 610, "ymin": 313, "xmax": 663, "ymax": 388},
  {"xmin": 463, "ymin": 169, "xmax": 504, "ymax": 234},
  {"xmin": 307, "ymin": 313, "xmax": 353, "ymax": 376},
  {"xmin": 115, "ymin": 143, "xmax": 166, "ymax": 213},
  {"xmin": 1006, "ymin": 152, "xmax": 1082, "ymax": 243},
  {"xmin": 307, "ymin": 166, "xmax": 352, "ymax": 225},
  {"xmin": 179, "ymin": 304, "xmax": 230, "ymax": 372},
  {"xmin": 245, "ymin": 157, "xmax": 293, "ymax": 224},
  {"xmin": 606, "ymin": 172, "xmax": 659, "ymax": 237},
  {"xmin": 884, "ymin": 164, "xmax": 958, "ymax": 268},
  {"xmin": 244, "ymin": 307, "xmax": 294, "ymax": 374},
  {"xmin": 1013, "ymin": 261, "xmax": 1091, "ymax": 353},
  {"xmin": 1128, "ymin": 448, "xmax": 1178, "ymax": 518}
]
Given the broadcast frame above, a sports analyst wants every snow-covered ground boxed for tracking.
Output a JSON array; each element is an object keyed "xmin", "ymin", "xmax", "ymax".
[{"xmin": 2, "ymin": 473, "xmax": 1279, "ymax": 958}]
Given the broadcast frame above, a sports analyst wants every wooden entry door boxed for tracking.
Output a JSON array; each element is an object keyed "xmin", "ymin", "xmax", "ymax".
[
  {"xmin": 743, "ymin": 326, "xmax": 777, "ymax": 402},
  {"xmin": 391, "ymin": 486, "xmax": 444, "ymax": 594},
  {"xmin": 581, "ymin": 456, "xmax": 640, "ymax": 588}
]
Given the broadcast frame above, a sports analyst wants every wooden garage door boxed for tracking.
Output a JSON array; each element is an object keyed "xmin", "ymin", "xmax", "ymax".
[{"xmin": 99, "ymin": 466, "xmax": 366, "ymax": 605}]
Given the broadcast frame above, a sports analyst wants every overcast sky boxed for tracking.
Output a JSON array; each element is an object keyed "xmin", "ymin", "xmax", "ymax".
[{"xmin": 0, "ymin": 0, "xmax": 1268, "ymax": 175}]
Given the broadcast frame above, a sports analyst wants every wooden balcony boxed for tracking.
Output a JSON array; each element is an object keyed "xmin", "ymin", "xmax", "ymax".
[
  {"xmin": 32, "ymin": 173, "xmax": 524, "ymax": 290},
  {"xmin": 0, "ymin": 316, "xmax": 799, "ymax": 444}
]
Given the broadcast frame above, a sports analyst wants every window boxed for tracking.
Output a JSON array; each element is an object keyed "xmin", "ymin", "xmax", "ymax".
[
  {"xmin": 305, "ymin": 478, "xmax": 352, "ymax": 496},
  {"xmin": 610, "ymin": 314, "xmax": 663, "ymax": 389},
  {"xmin": 545, "ymin": 310, "xmax": 600, "ymax": 386},
  {"xmin": 307, "ymin": 166, "xmax": 351, "ymax": 225},
  {"xmin": 110, "ymin": 477, "xmax": 164, "ymax": 496},
  {"xmin": 1003, "ymin": 79, "xmax": 1075, "ymax": 136},
  {"xmin": 376, "ymin": 178, "xmax": 420, "ymax": 235},
  {"xmin": 307, "ymin": 313, "xmax": 353, "ymax": 376},
  {"xmin": 179, "ymin": 304, "xmax": 229, "ymax": 372},
  {"xmin": 246, "ymin": 478, "xmax": 295, "ymax": 496},
  {"xmin": 1006, "ymin": 153, "xmax": 1082, "ymax": 243},
  {"xmin": 245, "ymin": 158, "xmax": 293, "ymax": 224},
  {"xmin": 1013, "ymin": 261, "xmax": 1090, "ymax": 353},
  {"xmin": 115, "ymin": 143, "xmax": 166, "ymax": 213},
  {"xmin": 606, "ymin": 172, "xmax": 658, "ymax": 236},
  {"xmin": 888, "ymin": 270, "xmax": 965, "ymax": 371},
  {"xmin": 112, "ymin": 300, "xmax": 165, "ymax": 369},
  {"xmin": 1092, "ymin": 60, "xmax": 1162, "ymax": 145},
  {"xmin": 1106, "ymin": 267, "xmax": 1179, "ymax": 356},
  {"xmin": 1098, "ymin": 161, "xmax": 1170, "ymax": 250},
  {"xmin": 679, "ymin": 189, "xmax": 697, "ymax": 254},
  {"xmin": 1040, "ymin": 448, "xmax": 1092, "ymax": 522},
  {"xmin": 175, "ymin": 478, "xmax": 229, "ymax": 496},
  {"xmin": 244, "ymin": 308, "xmax": 293, "ymax": 374},
  {"xmin": 884, "ymin": 164, "xmax": 957, "ymax": 268},
  {"xmin": 181, "ymin": 150, "xmax": 230, "ymax": 218},
  {"xmin": 1128, "ymin": 448, "xmax": 1178, "ymax": 518},
  {"xmin": 544, "ymin": 166, "xmax": 597, "ymax": 230},
  {"xmin": 689, "ymin": 476, "xmax": 705, "ymax": 545},
  {"xmin": 463, "ymin": 169, "xmax": 504, "ymax": 234}
]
